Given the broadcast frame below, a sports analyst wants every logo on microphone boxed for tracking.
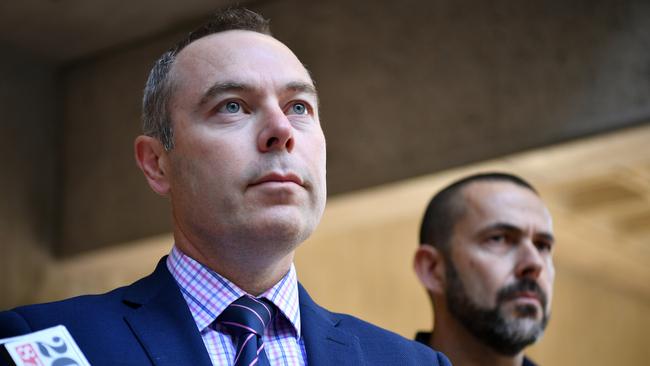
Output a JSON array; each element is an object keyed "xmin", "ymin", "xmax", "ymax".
[
  {"xmin": 14, "ymin": 343, "xmax": 42, "ymax": 366},
  {"xmin": 1, "ymin": 325, "xmax": 90, "ymax": 366}
]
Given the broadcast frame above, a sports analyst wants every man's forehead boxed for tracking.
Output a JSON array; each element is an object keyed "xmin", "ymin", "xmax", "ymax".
[
  {"xmin": 172, "ymin": 30, "xmax": 313, "ymax": 87},
  {"xmin": 179, "ymin": 30, "xmax": 273, "ymax": 59},
  {"xmin": 463, "ymin": 180, "xmax": 536, "ymax": 204},
  {"xmin": 460, "ymin": 181, "xmax": 552, "ymax": 228}
]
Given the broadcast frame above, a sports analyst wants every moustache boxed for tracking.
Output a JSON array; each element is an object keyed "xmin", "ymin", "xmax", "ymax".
[
  {"xmin": 243, "ymin": 155, "xmax": 314, "ymax": 189},
  {"xmin": 496, "ymin": 279, "xmax": 547, "ymax": 309}
]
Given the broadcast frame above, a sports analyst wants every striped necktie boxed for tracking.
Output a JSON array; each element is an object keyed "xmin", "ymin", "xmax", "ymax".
[{"xmin": 218, "ymin": 295, "xmax": 276, "ymax": 366}]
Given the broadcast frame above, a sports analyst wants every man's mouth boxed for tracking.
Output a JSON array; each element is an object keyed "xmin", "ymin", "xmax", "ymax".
[
  {"xmin": 249, "ymin": 172, "xmax": 304, "ymax": 187},
  {"xmin": 497, "ymin": 279, "xmax": 547, "ymax": 311},
  {"xmin": 508, "ymin": 291, "xmax": 541, "ymax": 306}
]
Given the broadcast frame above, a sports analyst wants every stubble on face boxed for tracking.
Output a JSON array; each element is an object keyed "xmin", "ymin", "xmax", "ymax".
[{"xmin": 445, "ymin": 259, "xmax": 550, "ymax": 356}]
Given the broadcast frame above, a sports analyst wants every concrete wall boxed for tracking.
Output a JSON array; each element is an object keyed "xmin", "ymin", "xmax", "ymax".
[
  {"xmin": 262, "ymin": 0, "xmax": 650, "ymax": 193},
  {"xmin": 60, "ymin": 35, "xmax": 181, "ymax": 255},
  {"xmin": 58, "ymin": 0, "xmax": 650, "ymax": 254},
  {"xmin": 0, "ymin": 45, "xmax": 57, "ymax": 307}
]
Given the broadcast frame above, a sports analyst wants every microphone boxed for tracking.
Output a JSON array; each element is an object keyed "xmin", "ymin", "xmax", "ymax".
[{"xmin": 0, "ymin": 325, "xmax": 90, "ymax": 366}]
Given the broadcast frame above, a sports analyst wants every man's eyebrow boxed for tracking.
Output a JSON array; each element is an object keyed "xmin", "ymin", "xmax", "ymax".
[
  {"xmin": 198, "ymin": 81, "xmax": 251, "ymax": 109},
  {"xmin": 481, "ymin": 222, "xmax": 524, "ymax": 236},
  {"xmin": 480, "ymin": 222, "xmax": 555, "ymax": 243},
  {"xmin": 284, "ymin": 81, "xmax": 318, "ymax": 96}
]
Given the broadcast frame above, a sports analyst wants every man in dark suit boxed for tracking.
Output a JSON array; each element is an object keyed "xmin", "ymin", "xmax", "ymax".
[
  {"xmin": 0, "ymin": 7, "xmax": 450, "ymax": 366},
  {"xmin": 414, "ymin": 173, "xmax": 555, "ymax": 366}
]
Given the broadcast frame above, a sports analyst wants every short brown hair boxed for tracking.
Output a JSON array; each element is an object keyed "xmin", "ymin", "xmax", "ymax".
[{"xmin": 419, "ymin": 172, "xmax": 538, "ymax": 253}]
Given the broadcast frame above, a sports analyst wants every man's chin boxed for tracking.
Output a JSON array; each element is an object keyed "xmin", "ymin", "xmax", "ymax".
[
  {"xmin": 497, "ymin": 307, "xmax": 549, "ymax": 349},
  {"xmin": 247, "ymin": 209, "xmax": 317, "ymax": 244},
  {"xmin": 504, "ymin": 314, "xmax": 544, "ymax": 334}
]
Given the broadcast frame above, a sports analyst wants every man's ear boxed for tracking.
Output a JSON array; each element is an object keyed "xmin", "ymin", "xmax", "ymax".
[
  {"xmin": 134, "ymin": 135, "xmax": 171, "ymax": 196},
  {"xmin": 414, "ymin": 244, "xmax": 446, "ymax": 295}
]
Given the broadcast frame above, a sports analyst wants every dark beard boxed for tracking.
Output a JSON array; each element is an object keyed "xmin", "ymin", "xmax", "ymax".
[{"xmin": 445, "ymin": 261, "xmax": 550, "ymax": 356}]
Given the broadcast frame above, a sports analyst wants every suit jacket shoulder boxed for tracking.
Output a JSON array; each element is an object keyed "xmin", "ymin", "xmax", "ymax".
[
  {"xmin": 1, "ymin": 260, "xmax": 451, "ymax": 366},
  {"xmin": 0, "ymin": 258, "xmax": 211, "ymax": 366},
  {"xmin": 298, "ymin": 284, "xmax": 451, "ymax": 366}
]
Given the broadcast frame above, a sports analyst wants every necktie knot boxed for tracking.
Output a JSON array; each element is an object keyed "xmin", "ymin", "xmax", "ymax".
[
  {"xmin": 217, "ymin": 295, "xmax": 276, "ymax": 366},
  {"xmin": 218, "ymin": 295, "xmax": 276, "ymax": 336}
]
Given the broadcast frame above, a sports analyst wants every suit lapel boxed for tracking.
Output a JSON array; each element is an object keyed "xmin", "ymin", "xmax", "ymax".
[
  {"xmin": 120, "ymin": 261, "xmax": 365, "ymax": 366},
  {"xmin": 298, "ymin": 284, "xmax": 366, "ymax": 366},
  {"xmin": 122, "ymin": 258, "xmax": 212, "ymax": 366}
]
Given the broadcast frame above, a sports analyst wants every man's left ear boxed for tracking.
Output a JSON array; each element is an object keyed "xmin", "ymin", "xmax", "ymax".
[
  {"xmin": 413, "ymin": 245, "xmax": 446, "ymax": 295},
  {"xmin": 134, "ymin": 135, "xmax": 171, "ymax": 196}
]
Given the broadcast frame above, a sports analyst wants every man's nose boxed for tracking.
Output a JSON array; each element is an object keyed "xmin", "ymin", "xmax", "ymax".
[
  {"xmin": 257, "ymin": 107, "xmax": 294, "ymax": 153},
  {"xmin": 514, "ymin": 240, "xmax": 544, "ymax": 280}
]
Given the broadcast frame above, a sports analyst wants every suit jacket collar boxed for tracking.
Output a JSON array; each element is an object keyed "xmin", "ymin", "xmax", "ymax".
[
  {"xmin": 122, "ymin": 257, "xmax": 212, "ymax": 366},
  {"xmin": 119, "ymin": 258, "xmax": 366, "ymax": 366},
  {"xmin": 298, "ymin": 283, "xmax": 366, "ymax": 366}
]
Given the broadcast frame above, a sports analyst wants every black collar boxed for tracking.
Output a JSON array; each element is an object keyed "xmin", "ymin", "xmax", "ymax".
[{"xmin": 414, "ymin": 331, "xmax": 538, "ymax": 366}]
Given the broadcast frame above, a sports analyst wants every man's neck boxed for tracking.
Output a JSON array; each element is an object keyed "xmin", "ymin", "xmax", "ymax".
[
  {"xmin": 173, "ymin": 231, "xmax": 296, "ymax": 296},
  {"xmin": 205, "ymin": 251, "xmax": 295, "ymax": 296},
  {"xmin": 430, "ymin": 316, "xmax": 524, "ymax": 366}
]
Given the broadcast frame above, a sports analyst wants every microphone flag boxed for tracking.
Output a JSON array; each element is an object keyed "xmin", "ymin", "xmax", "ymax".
[{"xmin": 0, "ymin": 325, "xmax": 90, "ymax": 366}]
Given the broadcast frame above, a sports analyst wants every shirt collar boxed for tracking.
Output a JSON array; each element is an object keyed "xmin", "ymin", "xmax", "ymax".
[{"xmin": 167, "ymin": 245, "xmax": 301, "ymax": 337}]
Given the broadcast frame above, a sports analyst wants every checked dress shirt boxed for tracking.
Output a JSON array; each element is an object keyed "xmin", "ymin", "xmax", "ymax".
[{"xmin": 167, "ymin": 246, "xmax": 306, "ymax": 365}]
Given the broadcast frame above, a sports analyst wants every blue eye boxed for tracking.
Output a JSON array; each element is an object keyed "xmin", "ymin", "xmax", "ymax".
[
  {"xmin": 224, "ymin": 101, "xmax": 241, "ymax": 113},
  {"xmin": 291, "ymin": 102, "xmax": 307, "ymax": 115}
]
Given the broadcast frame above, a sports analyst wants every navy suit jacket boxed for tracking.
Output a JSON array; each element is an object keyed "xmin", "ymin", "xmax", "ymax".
[{"xmin": 0, "ymin": 258, "xmax": 450, "ymax": 365}]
